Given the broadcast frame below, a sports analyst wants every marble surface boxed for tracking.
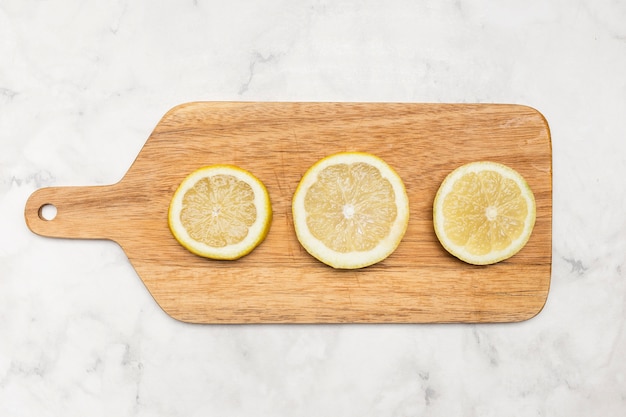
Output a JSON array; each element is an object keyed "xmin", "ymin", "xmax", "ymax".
[{"xmin": 1, "ymin": 0, "xmax": 625, "ymax": 415}]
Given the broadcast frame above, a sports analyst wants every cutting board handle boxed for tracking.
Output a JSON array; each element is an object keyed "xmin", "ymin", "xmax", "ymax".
[{"xmin": 24, "ymin": 184, "xmax": 126, "ymax": 241}]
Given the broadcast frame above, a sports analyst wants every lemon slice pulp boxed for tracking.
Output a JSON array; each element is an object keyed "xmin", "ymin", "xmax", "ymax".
[
  {"xmin": 292, "ymin": 152, "xmax": 409, "ymax": 269},
  {"xmin": 433, "ymin": 161, "xmax": 536, "ymax": 265},
  {"xmin": 168, "ymin": 165, "xmax": 272, "ymax": 260}
]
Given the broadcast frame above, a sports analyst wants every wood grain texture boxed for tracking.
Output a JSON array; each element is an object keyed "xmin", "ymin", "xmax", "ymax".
[{"xmin": 24, "ymin": 102, "xmax": 552, "ymax": 323}]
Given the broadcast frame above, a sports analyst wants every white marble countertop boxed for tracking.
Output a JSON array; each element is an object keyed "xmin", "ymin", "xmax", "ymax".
[{"xmin": 2, "ymin": 1, "xmax": 625, "ymax": 415}]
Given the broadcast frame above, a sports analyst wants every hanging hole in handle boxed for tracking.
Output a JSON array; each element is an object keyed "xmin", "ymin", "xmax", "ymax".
[{"xmin": 38, "ymin": 204, "xmax": 58, "ymax": 221}]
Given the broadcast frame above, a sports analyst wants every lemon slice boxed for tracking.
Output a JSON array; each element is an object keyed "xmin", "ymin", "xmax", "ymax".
[
  {"xmin": 292, "ymin": 152, "xmax": 409, "ymax": 269},
  {"xmin": 168, "ymin": 165, "xmax": 272, "ymax": 260},
  {"xmin": 433, "ymin": 161, "xmax": 536, "ymax": 265}
]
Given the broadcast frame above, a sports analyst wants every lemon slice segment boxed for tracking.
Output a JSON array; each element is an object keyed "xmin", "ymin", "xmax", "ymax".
[
  {"xmin": 292, "ymin": 152, "xmax": 409, "ymax": 269},
  {"xmin": 168, "ymin": 165, "xmax": 272, "ymax": 260},
  {"xmin": 433, "ymin": 161, "xmax": 536, "ymax": 265}
]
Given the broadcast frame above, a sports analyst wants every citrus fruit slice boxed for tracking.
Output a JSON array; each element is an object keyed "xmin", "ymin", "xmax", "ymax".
[
  {"xmin": 433, "ymin": 161, "xmax": 536, "ymax": 265},
  {"xmin": 168, "ymin": 165, "xmax": 272, "ymax": 260},
  {"xmin": 292, "ymin": 152, "xmax": 409, "ymax": 269}
]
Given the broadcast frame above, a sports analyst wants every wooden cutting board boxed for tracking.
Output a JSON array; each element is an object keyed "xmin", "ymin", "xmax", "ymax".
[{"xmin": 24, "ymin": 102, "xmax": 552, "ymax": 324}]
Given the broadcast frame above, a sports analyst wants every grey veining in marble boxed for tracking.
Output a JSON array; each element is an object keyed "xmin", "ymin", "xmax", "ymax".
[{"xmin": 1, "ymin": 0, "xmax": 625, "ymax": 415}]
